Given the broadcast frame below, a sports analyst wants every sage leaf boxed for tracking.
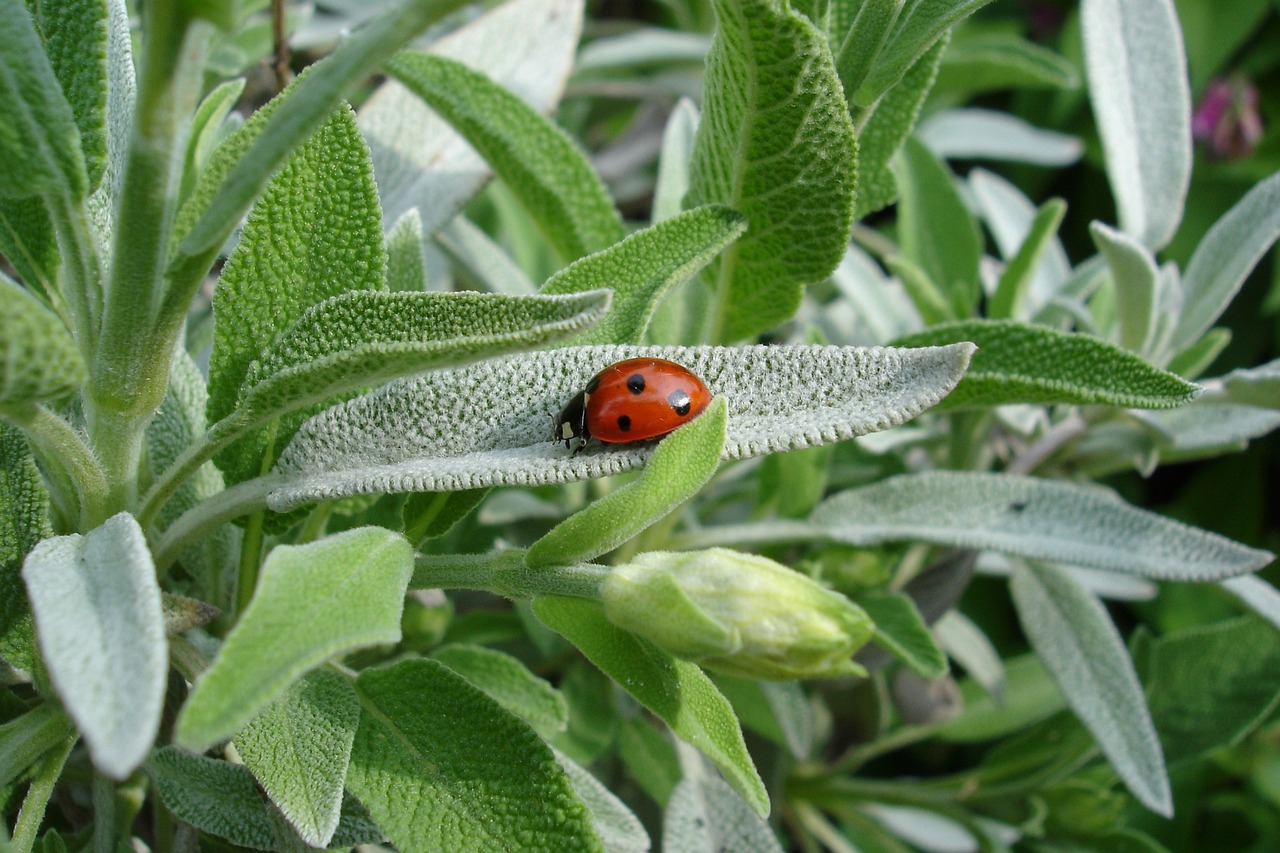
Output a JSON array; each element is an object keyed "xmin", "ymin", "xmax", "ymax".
[
  {"xmin": 431, "ymin": 643, "xmax": 569, "ymax": 736},
  {"xmin": 919, "ymin": 109, "xmax": 1083, "ymax": 166},
  {"xmin": 687, "ymin": 0, "xmax": 856, "ymax": 341},
  {"xmin": 662, "ymin": 776, "xmax": 783, "ymax": 853},
  {"xmin": 937, "ymin": 654, "xmax": 1064, "ymax": 743},
  {"xmin": 0, "ymin": 274, "xmax": 86, "ymax": 406},
  {"xmin": 0, "ymin": 703, "xmax": 74, "ymax": 788},
  {"xmin": 554, "ymin": 749, "xmax": 651, "ymax": 853},
  {"xmin": 1010, "ymin": 560, "xmax": 1172, "ymax": 816},
  {"xmin": 533, "ymin": 596, "xmax": 769, "ymax": 817},
  {"xmin": 988, "ymin": 197, "xmax": 1068, "ymax": 320},
  {"xmin": 1221, "ymin": 575, "xmax": 1280, "ymax": 631},
  {"xmin": 834, "ymin": 0, "xmax": 905, "ymax": 102},
  {"xmin": 812, "ymin": 471, "xmax": 1274, "ymax": 582},
  {"xmin": 526, "ymin": 397, "xmax": 726, "ymax": 568},
  {"xmin": 175, "ymin": 527, "xmax": 413, "ymax": 751},
  {"xmin": 387, "ymin": 52, "xmax": 623, "ymax": 262},
  {"xmin": 933, "ymin": 32, "xmax": 1080, "ymax": 98},
  {"xmin": 0, "ymin": 422, "xmax": 50, "ymax": 673},
  {"xmin": 1082, "ymin": 0, "xmax": 1191, "ymax": 250},
  {"xmin": 1137, "ymin": 402, "xmax": 1280, "ymax": 461},
  {"xmin": 22, "ymin": 513, "xmax": 165, "ymax": 779},
  {"xmin": 540, "ymin": 205, "xmax": 746, "ymax": 346},
  {"xmin": 434, "ymin": 215, "xmax": 536, "ymax": 295},
  {"xmin": 386, "ymin": 208, "xmax": 427, "ymax": 292},
  {"xmin": 0, "ymin": 198, "xmax": 59, "ymax": 299},
  {"xmin": 893, "ymin": 320, "xmax": 1200, "ymax": 409},
  {"xmin": 348, "ymin": 658, "xmax": 604, "ymax": 852},
  {"xmin": 234, "ymin": 669, "xmax": 359, "ymax": 848},
  {"xmin": 268, "ymin": 343, "xmax": 973, "ymax": 510},
  {"xmin": 1091, "ymin": 222, "xmax": 1158, "ymax": 354},
  {"xmin": 969, "ymin": 170, "xmax": 1071, "ymax": 316},
  {"xmin": 859, "ymin": 592, "xmax": 948, "ymax": 679},
  {"xmin": 1221, "ymin": 358, "xmax": 1280, "ymax": 409}
]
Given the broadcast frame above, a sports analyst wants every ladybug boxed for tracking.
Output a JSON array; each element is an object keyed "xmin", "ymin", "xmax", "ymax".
[{"xmin": 552, "ymin": 358, "xmax": 712, "ymax": 455}]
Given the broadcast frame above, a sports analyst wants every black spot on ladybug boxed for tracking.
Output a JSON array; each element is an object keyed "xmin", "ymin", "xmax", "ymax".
[
  {"xmin": 668, "ymin": 389, "xmax": 692, "ymax": 416},
  {"xmin": 626, "ymin": 373, "xmax": 646, "ymax": 394},
  {"xmin": 616, "ymin": 414, "xmax": 632, "ymax": 433}
]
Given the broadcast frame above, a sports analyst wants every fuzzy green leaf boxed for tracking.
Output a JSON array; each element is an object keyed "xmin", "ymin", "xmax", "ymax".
[
  {"xmin": 348, "ymin": 658, "xmax": 604, "ymax": 852},
  {"xmin": 527, "ymin": 397, "xmax": 726, "ymax": 568},
  {"xmin": 687, "ymin": 0, "xmax": 856, "ymax": 341},
  {"xmin": 934, "ymin": 33, "xmax": 1080, "ymax": 98},
  {"xmin": 175, "ymin": 527, "xmax": 413, "ymax": 751},
  {"xmin": 892, "ymin": 320, "xmax": 1200, "ymax": 409},
  {"xmin": 532, "ymin": 596, "xmax": 769, "ymax": 817},
  {"xmin": 0, "ymin": 197, "xmax": 58, "ymax": 298},
  {"xmin": 386, "ymin": 208, "xmax": 427, "ymax": 292},
  {"xmin": 859, "ymin": 592, "xmax": 948, "ymax": 679},
  {"xmin": 989, "ymin": 198, "xmax": 1068, "ymax": 320},
  {"xmin": 1221, "ymin": 575, "xmax": 1280, "ymax": 632},
  {"xmin": 1091, "ymin": 222, "xmax": 1158, "ymax": 353},
  {"xmin": 1010, "ymin": 560, "xmax": 1171, "ymax": 816},
  {"xmin": 22, "ymin": 513, "xmax": 165, "ymax": 778},
  {"xmin": 235, "ymin": 669, "xmax": 359, "ymax": 848},
  {"xmin": 1082, "ymin": 0, "xmax": 1190, "ymax": 250},
  {"xmin": 541, "ymin": 206, "xmax": 746, "ymax": 345},
  {"xmin": 431, "ymin": 643, "xmax": 568, "ymax": 737},
  {"xmin": 180, "ymin": 78, "xmax": 245, "ymax": 206},
  {"xmin": 833, "ymin": 0, "xmax": 905, "ymax": 102},
  {"xmin": 663, "ymin": 776, "xmax": 783, "ymax": 853},
  {"xmin": 811, "ymin": 471, "xmax": 1275, "ymax": 582},
  {"xmin": 0, "ymin": 275, "xmax": 85, "ymax": 406},
  {"xmin": 893, "ymin": 135, "xmax": 981, "ymax": 315},
  {"xmin": 268, "ymin": 343, "xmax": 973, "ymax": 510},
  {"xmin": 207, "ymin": 104, "xmax": 386, "ymax": 485},
  {"xmin": 936, "ymin": 654, "xmax": 1064, "ymax": 743},
  {"xmin": 554, "ymin": 749, "xmax": 651, "ymax": 853},
  {"xmin": 919, "ymin": 110, "xmax": 1083, "ymax": 166},
  {"xmin": 150, "ymin": 747, "xmax": 381, "ymax": 851},
  {"xmin": 0, "ymin": 703, "xmax": 73, "ymax": 788},
  {"xmin": 1222, "ymin": 358, "xmax": 1280, "ymax": 409},
  {"xmin": 0, "ymin": 0, "xmax": 87, "ymax": 199},
  {"xmin": 387, "ymin": 51, "xmax": 623, "ymax": 262},
  {"xmin": 0, "ymin": 423, "xmax": 50, "ymax": 672}
]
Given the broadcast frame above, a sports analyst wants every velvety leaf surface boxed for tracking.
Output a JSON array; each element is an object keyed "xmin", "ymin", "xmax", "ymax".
[
  {"xmin": 893, "ymin": 320, "xmax": 1200, "ymax": 409},
  {"xmin": 686, "ymin": 0, "xmax": 856, "ymax": 341},
  {"xmin": 553, "ymin": 749, "xmax": 651, "ymax": 853},
  {"xmin": 1091, "ymin": 222, "xmax": 1158, "ymax": 353},
  {"xmin": 0, "ymin": 703, "xmax": 74, "ymax": 788},
  {"xmin": 175, "ymin": 527, "xmax": 413, "ymax": 751},
  {"xmin": 347, "ymin": 658, "xmax": 604, "ymax": 852},
  {"xmin": 22, "ymin": 513, "xmax": 165, "ymax": 778},
  {"xmin": 0, "ymin": 275, "xmax": 86, "ymax": 405},
  {"xmin": 431, "ymin": 643, "xmax": 569, "ymax": 736},
  {"xmin": 859, "ymin": 592, "xmax": 948, "ymax": 679},
  {"xmin": 1221, "ymin": 358, "xmax": 1280, "ymax": 409},
  {"xmin": 532, "ymin": 596, "xmax": 769, "ymax": 817},
  {"xmin": 268, "ymin": 343, "xmax": 973, "ymax": 510},
  {"xmin": 0, "ymin": 422, "xmax": 51, "ymax": 672},
  {"xmin": 662, "ymin": 776, "xmax": 783, "ymax": 853},
  {"xmin": 811, "ymin": 471, "xmax": 1274, "ymax": 581},
  {"xmin": 933, "ymin": 33, "xmax": 1080, "ymax": 97}
]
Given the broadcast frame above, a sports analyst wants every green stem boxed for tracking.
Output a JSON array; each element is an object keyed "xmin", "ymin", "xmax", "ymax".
[
  {"xmin": 412, "ymin": 550, "xmax": 610, "ymax": 600},
  {"xmin": 137, "ymin": 412, "xmax": 252, "ymax": 529},
  {"xmin": 4, "ymin": 402, "xmax": 109, "ymax": 529},
  {"xmin": 93, "ymin": 772, "xmax": 117, "ymax": 853},
  {"xmin": 235, "ymin": 510, "xmax": 267, "ymax": 616},
  {"xmin": 9, "ymin": 735, "xmax": 75, "ymax": 853},
  {"xmin": 665, "ymin": 519, "xmax": 819, "ymax": 551},
  {"xmin": 44, "ymin": 191, "xmax": 102, "ymax": 362},
  {"xmin": 152, "ymin": 475, "xmax": 277, "ymax": 573}
]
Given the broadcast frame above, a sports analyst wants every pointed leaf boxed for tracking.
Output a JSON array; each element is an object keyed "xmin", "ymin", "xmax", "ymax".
[
  {"xmin": 934, "ymin": 33, "xmax": 1080, "ymax": 97},
  {"xmin": 893, "ymin": 320, "xmax": 1200, "ymax": 409},
  {"xmin": 540, "ymin": 206, "xmax": 746, "ymax": 345},
  {"xmin": 1221, "ymin": 358, "xmax": 1280, "ymax": 409},
  {"xmin": 1221, "ymin": 575, "xmax": 1280, "ymax": 631},
  {"xmin": 1091, "ymin": 222, "xmax": 1158, "ymax": 353},
  {"xmin": 0, "ymin": 703, "xmax": 73, "ymax": 788},
  {"xmin": 553, "ymin": 749, "xmax": 651, "ymax": 853},
  {"xmin": 348, "ymin": 658, "xmax": 604, "ymax": 852},
  {"xmin": 0, "ymin": 422, "xmax": 51, "ymax": 672},
  {"xmin": 0, "ymin": 275, "xmax": 85, "ymax": 406},
  {"xmin": 268, "ymin": 343, "xmax": 974, "ymax": 510},
  {"xmin": 532, "ymin": 596, "xmax": 769, "ymax": 817},
  {"xmin": 527, "ymin": 397, "xmax": 726, "ymax": 568},
  {"xmin": 1082, "ymin": 0, "xmax": 1191, "ymax": 249},
  {"xmin": 387, "ymin": 51, "xmax": 623, "ymax": 261},
  {"xmin": 662, "ymin": 776, "xmax": 783, "ymax": 853},
  {"xmin": 812, "ymin": 471, "xmax": 1274, "ymax": 581},
  {"xmin": 431, "ymin": 643, "xmax": 568, "ymax": 736},
  {"xmin": 1010, "ymin": 560, "xmax": 1171, "ymax": 816},
  {"xmin": 834, "ymin": 0, "xmax": 905, "ymax": 101},
  {"xmin": 176, "ymin": 527, "xmax": 413, "ymax": 751},
  {"xmin": 988, "ymin": 197, "xmax": 1068, "ymax": 320},
  {"xmin": 687, "ymin": 0, "xmax": 856, "ymax": 341},
  {"xmin": 386, "ymin": 208, "xmax": 427, "ymax": 291},
  {"xmin": 859, "ymin": 592, "xmax": 948, "ymax": 679},
  {"xmin": 22, "ymin": 513, "xmax": 165, "ymax": 778}
]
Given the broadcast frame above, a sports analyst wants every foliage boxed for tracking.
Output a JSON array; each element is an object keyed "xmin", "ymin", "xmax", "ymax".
[{"xmin": 1, "ymin": 0, "xmax": 1278, "ymax": 850}]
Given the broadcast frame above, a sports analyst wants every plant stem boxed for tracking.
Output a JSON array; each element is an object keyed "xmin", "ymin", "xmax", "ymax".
[
  {"xmin": 4, "ymin": 402, "xmax": 109, "ymax": 529},
  {"xmin": 235, "ymin": 510, "xmax": 267, "ymax": 616},
  {"xmin": 44, "ymin": 191, "xmax": 102, "ymax": 361},
  {"xmin": 9, "ymin": 735, "xmax": 75, "ymax": 853},
  {"xmin": 412, "ymin": 550, "xmax": 610, "ymax": 600},
  {"xmin": 93, "ymin": 772, "xmax": 117, "ymax": 853},
  {"xmin": 137, "ymin": 412, "xmax": 251, "ymax": 529},
  {"xmin": 152, "ymin": 476, "xmax": 277, "ymax": 572}
]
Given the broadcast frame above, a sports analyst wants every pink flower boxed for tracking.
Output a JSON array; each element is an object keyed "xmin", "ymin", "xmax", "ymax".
[{"xmin": 1193, "ymin": 76, "xmax": 1263, "ymax": 160}]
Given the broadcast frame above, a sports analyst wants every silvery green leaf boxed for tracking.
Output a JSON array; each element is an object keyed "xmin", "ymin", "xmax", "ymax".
[
  {"xmin": 933, "ymin": 32, "xmax": 1080, "ymax": 97},
  {"xmin": 1136, "ymin": 401, "xmax": 1280, "ymax": 460},
  {"xmin": 1221, "ymin": 358, "xmax": 1280, "ymax": 409},
  {"xmin": 0, "ymin": 274, "xmax": 86, "ymax": 406},
  {"xmin": 811, "ymin": 471, "xmax": 1274, "ymax": 581},
  {"xmin": 1010, "ymin": 560, "xmax": 1172, "ymax": 816},
  {"xmin": 84, "ymin": 0, "xmax": 135, "ymax": 264},
  {"xmin": 553, "ymin": 749, "xmax": 651, "ymax": 853},
  {"xmin": 1082, "ymin": 0, "xmax": 1191, "ymax": 250},
  {"xmin": 919, "ymin": 109, "xmax": 1083, "ymax": 166},
  {"xmin": 988, "ymin": 198, "xmax": 1067, "ymax": 322},
  {"xmin": 0, "ymin": 423, "xmax": 51, "ymax": 673},
  {"xmin": 434, "ymin": 215, "xmax": 535, "ymax": 295},
  {"xmin": 969, "ymin": 169, "xmax": 1070, "ymax": 316},
  {"xmin": 831, "ymin": 246, "xmax": 921, "ymax": 344},
  {"xmin": 22, "ymin": 513, "xmax": 165, "ymax": 779},
  {"xmin": 386, "ymin": 208, "xmax": 428, "ymax": 292},
  {"xmin": 1172, "ymin": 171, "xmax": 1280, "ymax": 353},
  {"xmin": 652, "ymin": 97, "xmax": 699, "ymax": 225},
  {"xmin": 1221, "ymin": 575, "xmax": 1280, "ymax": 632},
  {"xmin": 662, "ymin": 776, "xmax": 783, "ymax": 853},
  {"xmin": 935, "ymin": 611, "xmax": 1003, "ymax": 699},
  {"xmin": 268, "ymin": 343, "xmax": 974, "ymax": 510},
  {"xmin": 1090, "ymin": 221, "xmax": 1158, "ymax": 354},
  {"xmin": 977, "ymin": 552, "xmax": 1157, "ymax": 601},
  {"xmin": 361, "ymin": 0, "xmax": 586, "ymax": 235},
  {"xmin": 575, "ymin": 27, "xmax": 708, "ymax": 72}
]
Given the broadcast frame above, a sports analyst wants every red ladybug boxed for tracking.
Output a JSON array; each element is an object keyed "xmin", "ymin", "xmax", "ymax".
[{"xmin": 552, "ymin": 358, "xmax": 712, "ymax": 455}]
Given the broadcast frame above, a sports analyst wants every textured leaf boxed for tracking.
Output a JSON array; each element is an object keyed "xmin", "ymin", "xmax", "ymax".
[
  {"xmin": 662, "ymin": 776, "xmax": 783, "ymax": 853},
  {"xmin": 988, "ymin": 197, "xmax": 1068, "ymax": 320},
  {"xmin": 969, "ymin": 169, "xmax": 1071, "ymax": 316},
  {"xmin": 934, "ymin": 33, "xmax": 1080, "ymax": 97},
  {"xmin": 360, "ymin": 0, "xmax": 584, "ymax": 235},
  {"xmin": 1010, "ymin": 560, "xmax": 1171, "ymax": 816},
  {"xmin": 1172, "ymin": 171, "xmax": 1280, "ymax": 352},
  {"xmin": 434, "ymin": 215, "xmax": 535, "ymax": 295},
  {"xmin": 811, "ymin": 471, "xmax": 1274, "ymax": 581},
  {"xmin": 0, "ymin": 0, "xmax": 87, "ymax": 199},
  {"xmin": 0, "ymin": 197, "xmax": 58, "ymax": 297},
  {"xmin": 1221, "ymin": 358, "xmax": 1280, "ymax": 409},
  {"xmin": 859, "ymin": 592, "xmax": 948, "ymax": 679},
  {"xmin": 0, "ymin": 703, "xmax": 73, "ymax": 788},
  {"xmin": 387, "ymin": 51, "xmax": 622, "ymax": 262},
  {"xmin": 533, "ymin": 596, "xmax": 768, "ymax": 817},
  {"xmin": 207, "ymin": 104, "xmax": 386, "ymax": 485},
  {"xmin": 854, "ymin": 0, "xmax": 997, "ymax": 105},
  {"xmin": 1082, "ymin": 0, "xmax": 1191, "ymax": 249},
  {"xmin": 540, "ymin": 205, "xmax": 746, "ymax": 345},
  {"xmin": 1137, "ymin": 402, "xmax": 1280, "ymax": 460},
  {"xmin": 22, "ymin": 513, "xmax": 165, "ymax": 778},
  {"xmin": 347, "ymin": 658, "xmax": 604, "ymax": 852},
  {"xmin": 893, "ymin": 320, "xmax": 1200, "ymax": 409},
  {"xmin": 553, "ymin": 749, "xmax": 651, "ymax": 853},
  {"xmin": 687, "ymin": 0, "xmax": 856, "ymax": 341},
  {"xmin": 833, "ymin": 0, "xmax": 905, "ymax": 102},
  {"xmin": 1091, "ymin": 222, "xmax": 1158, "ymax": 353},
  {"xmin": 268, "ymin": 343, "xmax": 973, "ymax": 510},
  {"xmin": 853, "ymin": 34, "xmax": 946, "ymax": 219},
  {"xmin": 176, "ymin": 527, "xmax": 413, "ymax": 751},
  {"xmin": 431, "ymin": 643, "xmax": 569, "ymax": 736},
  {"xmin": 526, "ymin": 397, "xmax": 726, "ymax": 568},
  {"xmin": 919, "ymin": 109, "xmax": 1083, "ymax": 167},
  {"xmin": 0, "ymin": 275, "xmax": 86, "ymax": 405},
  {"xmin": 1221, "ymin": 575, "xmax": 1280, "ymax": 631},
  {"xmin": 235, "ymin": 669, "xmax": 359, "ymax": 848},
  {"xmin": 386, "ymin": 208, "xmax": 427, "ymax": 291},
  {"xmin": 181, "ymin": 78, "xmax": 246, "ymax": 205},
  {"xmin": 0, "ymin": 422, "xmax": 51, "ymax": 671}
]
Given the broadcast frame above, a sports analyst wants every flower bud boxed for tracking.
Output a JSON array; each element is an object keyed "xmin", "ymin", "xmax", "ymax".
[{"xmin": 601, "ymin": 548, "xmax": 874, "ymax": 680}]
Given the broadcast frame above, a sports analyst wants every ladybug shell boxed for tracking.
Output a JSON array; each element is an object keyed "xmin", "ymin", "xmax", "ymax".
[{"xmin": 553, "ymin": 358, "xmax": 712, "ymax": 451}]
